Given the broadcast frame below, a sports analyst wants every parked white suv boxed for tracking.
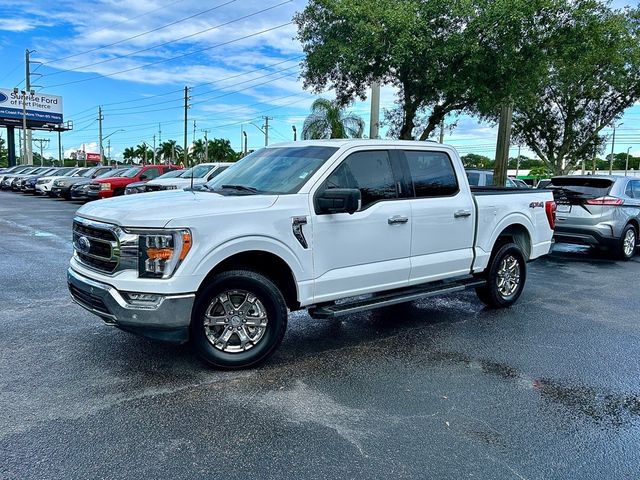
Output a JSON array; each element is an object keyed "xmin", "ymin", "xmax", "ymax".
[{"xmin": 68, "ymin": 140, "xmax": 556, "ymax": 368}]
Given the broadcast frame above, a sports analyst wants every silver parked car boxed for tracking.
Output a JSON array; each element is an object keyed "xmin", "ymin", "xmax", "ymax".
[{"xmin": 551, "ymin": 175, "xmax": 640, "ymax": 260}]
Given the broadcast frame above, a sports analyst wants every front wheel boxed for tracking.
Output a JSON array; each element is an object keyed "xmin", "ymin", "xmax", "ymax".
[
  {"xmin": 475, "ymin": 243, "xmax": 527, "ymax": 308},
  {"xmin": 190, "ymin": 270, "xmax": 288, "ymax": 369}
]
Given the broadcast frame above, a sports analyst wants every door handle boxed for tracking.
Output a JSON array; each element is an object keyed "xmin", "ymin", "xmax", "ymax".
[
  {"xmin": 454, "ymin": 210, "xmax": 472, "ymax": 218},
  {"xmin": 388, "ymin": 215, "xmax": 409, "ymax": 225}
]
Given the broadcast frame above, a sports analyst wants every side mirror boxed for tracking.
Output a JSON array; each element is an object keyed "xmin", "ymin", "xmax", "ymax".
[{"xmin": 315, "ymin": 188, "xmax": 361, "ymax": 215}]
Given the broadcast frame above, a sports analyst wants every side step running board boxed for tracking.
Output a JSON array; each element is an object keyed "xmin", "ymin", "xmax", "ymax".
[{"xmin": 309, "ymin": 278, "xmax": 487, "ymax": 319}]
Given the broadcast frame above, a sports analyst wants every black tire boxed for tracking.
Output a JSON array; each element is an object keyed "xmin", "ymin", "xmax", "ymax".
[
  {"xmin": 475, "ymin": 243, "xmax": 527, "ymax": 308},
  {"xmin": 616, "ymin": 224, "xmax": 637, "ymax": 261},
  {"xmin": 190, "ymin": 269, "xmax": 288, "ymax": 369}
]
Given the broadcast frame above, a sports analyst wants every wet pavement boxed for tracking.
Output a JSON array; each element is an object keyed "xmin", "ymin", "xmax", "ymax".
[{"xmin": 1, "ymin": 190, "xmax": 639, "ymax": 479}]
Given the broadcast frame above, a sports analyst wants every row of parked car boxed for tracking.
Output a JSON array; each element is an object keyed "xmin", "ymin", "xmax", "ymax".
[
  {"xmin": 0, "ymin": 162, "xmax": 232, "ymax": 200},
  {"xmin": 1, "ymin": 161, "xmax": 638, "ymax": 260}
]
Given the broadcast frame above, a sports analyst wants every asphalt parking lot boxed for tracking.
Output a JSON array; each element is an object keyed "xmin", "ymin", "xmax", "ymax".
[{"xmin": 1, "ymin": 190, "xmax": 639, "ymax": 480}]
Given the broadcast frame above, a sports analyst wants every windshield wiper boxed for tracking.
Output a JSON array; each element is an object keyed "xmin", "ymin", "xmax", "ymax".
[{"xmin": 220, "ymin": 184, "xmax": 260, "ymax": 193}]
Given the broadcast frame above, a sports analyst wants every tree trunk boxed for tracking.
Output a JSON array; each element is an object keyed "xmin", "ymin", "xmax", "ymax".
[{"xmin": 494, "ymin": 104, "xmax": 513, "ymax": 186}]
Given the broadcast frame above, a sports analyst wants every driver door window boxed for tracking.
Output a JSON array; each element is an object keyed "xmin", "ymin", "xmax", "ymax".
[{"xmin": 324, "ymin": 151, "xmax": 397, "ymax": 209}]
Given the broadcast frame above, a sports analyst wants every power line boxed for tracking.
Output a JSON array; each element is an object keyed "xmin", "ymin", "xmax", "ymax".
[
  {"xmin": 41, "ymin": 22, "xmax": 293, "ymax": 89},
  {"xmin": 37, "ymin": 0, "xmax": 192, "ymax": 66},
  {"xmin": 65, "ymin": 55, "xmax": 303, "ymax": 117},
  {"xmin": 104, "ymin": 63, "xmax": 300, "ymax": 114},
  {"xmin": 41, "ymin": 0, "xmax": 244, "ymax": 76},
  {"xmin": 104, "ymin": 70, "xmax": 299, "ymax": 116}
]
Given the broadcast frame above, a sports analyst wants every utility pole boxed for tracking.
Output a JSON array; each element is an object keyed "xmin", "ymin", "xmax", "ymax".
[
  {"xmin": 625, "ymin": 146, "xmax": 631, "ymax": 176},
  {"xmin": 152, "ymin": 134, "xmax": 156, "ymax": 165},
  {"xmin": 493, "ymin": 103, "xmax": 513, "ymax": 186},
  {"xmin": 292, "ymin": 125, "xmax": 297, "ymax": 141},
  {"xmin": 439, "ymin": 119, "xmax": 445, "ymax": 144},
  {"xmin": 20, "ymin": 90, "xmax": 29, "ymax": 164},
  {"xmin": 58, "ymin": 131, "xmax": 62, "ymax": 164},
  {"xmin": 32, "ymin": 138, "xmax": 49, "ymax": 166},
  {"xmin": 263, "ymin": 116, "xmax": 271, "ymax": 146},
  {"xmin": 18, "ymin": 130, "xmax": 22, "ymax": 164},
  {"xmin": 183, "ymin": 86, "xmax": 190, "ymax": 167},
  {"xmin": 369, "ymin": 82, "xmax": 380, "ymax": 139},
  {"xmin": 98, "ymin": 106, "xmax": 104, "ymax": 164},
  {"xmin": 609, "ymin": 123, "xmax": 622, "ymax": 175},
  {"xmin": 202, "ymin": 129, "xmax": 209, "ymax": 162},
  {"xmin": 107, "ymin": 139, "xmax": 111, "ymax": 163},
  {"xmin": 143, "ymin": 141, "xmax": 147, "ymax": 165},
  {"xmin": 24, "ymin": 49, "xmax": 33, "ymax": 165},
  {"xmin": 516, "ymin": 145, "xmax": 521, "ymax": 178}
]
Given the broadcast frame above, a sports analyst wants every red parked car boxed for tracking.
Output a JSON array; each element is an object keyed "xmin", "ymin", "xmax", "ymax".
[{"xmin": 88, "ymin": 165, "xmax": 182, "ymax": 199}]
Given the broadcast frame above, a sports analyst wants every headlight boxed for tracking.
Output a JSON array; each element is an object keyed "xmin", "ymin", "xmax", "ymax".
[
  {"xmin": 55, "ymin": 180, "xmax": 68, "ymax": 187},
  {"xmin": 100, "ymin": 183, "xmax": 111, "ymax": 191},
  {"xmin": 133, "ymin": 230, "xmax": 192, "ymax": 278}
]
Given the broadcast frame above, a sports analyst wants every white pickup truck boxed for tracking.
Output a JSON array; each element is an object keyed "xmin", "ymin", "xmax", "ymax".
[{"xmin": 68, "ymin": 140, "xmax": 556, "ymax": 368}]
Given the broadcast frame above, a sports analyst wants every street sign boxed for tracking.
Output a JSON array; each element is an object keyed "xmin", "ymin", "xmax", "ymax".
[{"xmin": 0, "ymin": 88, "xmax": 63, "ymax": 128}]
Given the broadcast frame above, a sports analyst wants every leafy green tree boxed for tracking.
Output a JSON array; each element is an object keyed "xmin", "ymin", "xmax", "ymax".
[
  {"xmin": 295, "ymin": 0, "xmax": 559, "ymax": 140},
  {"xmin": 461, "ymin": 154, "xmax": 493, "ymax": 168},
  {"xmin": 302, "ymin": 98, "xmax": 364, "ymax": 139},
  {"xmin": 512, "ymin": 2, "xmax": 640, "ymax": 175}
]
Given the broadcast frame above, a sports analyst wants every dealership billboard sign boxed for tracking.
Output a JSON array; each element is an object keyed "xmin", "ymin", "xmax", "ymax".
[{"xmin": 0, "ymin": 88, "xmax": 64, "ymax": 128}]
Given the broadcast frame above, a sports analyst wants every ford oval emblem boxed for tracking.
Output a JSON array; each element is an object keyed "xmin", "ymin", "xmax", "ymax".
[
  {"xmin": 76, "ymin": 236, "xmax": 91, "ymax": 254},
  {"xmin": 0, "ymin": 93, "xmax": 7, "ymax": 103}
]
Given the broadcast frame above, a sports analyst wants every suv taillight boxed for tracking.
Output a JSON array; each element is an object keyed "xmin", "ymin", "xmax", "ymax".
[
  {"xmin": 585, "ymin": 196, "xmax": 623, "ymax": 206},
  {"xmin": 545, "ymin": 201, "xmax": 556, "ymax": 230}
]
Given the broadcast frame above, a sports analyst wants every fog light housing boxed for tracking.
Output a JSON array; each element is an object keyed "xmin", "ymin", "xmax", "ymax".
[{"xmin": 122, "ymin": 292, "xmax": 163, "ymax": 307}]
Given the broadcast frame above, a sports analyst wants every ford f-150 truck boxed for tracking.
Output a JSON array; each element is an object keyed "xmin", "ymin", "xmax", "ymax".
[{"xmin": 68, "ymin": 140, "xmax": 556, "ymax": 369}]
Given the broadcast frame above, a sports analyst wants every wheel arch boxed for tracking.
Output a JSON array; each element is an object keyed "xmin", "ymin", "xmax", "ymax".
[
  {"xmin": 493, "ymin": 223, "xmax": 533, "ymax": 261},
  {"xmin": 197, "ymin": 250, "xmax": 301, "ymax": 311}
]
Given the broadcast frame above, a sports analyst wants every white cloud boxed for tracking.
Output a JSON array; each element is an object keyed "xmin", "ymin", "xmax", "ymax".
[{"xmin": 0, "ymin": 18, "xmax": 37, "ymax": 32}]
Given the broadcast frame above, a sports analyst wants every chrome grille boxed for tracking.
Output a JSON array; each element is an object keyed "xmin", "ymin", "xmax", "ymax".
[{"xmin": 73, "ymin": 219, "xmax": 119, "ymax": 273}]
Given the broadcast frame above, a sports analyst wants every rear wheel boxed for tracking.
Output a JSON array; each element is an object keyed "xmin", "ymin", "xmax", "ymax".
[
  {"xmin": 190, "ymin": 269, "xmax": 288, "ymax": 369},
  {"xmin": 475, "ymin": 243, "xmax": 527, "ymax": 308},
  {"xmin": 617, "ymin": 224, "xmax": 637, "ymax": 261}
]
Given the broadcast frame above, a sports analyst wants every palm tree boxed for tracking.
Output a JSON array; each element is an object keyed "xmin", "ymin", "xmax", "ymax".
[
  {"xmin": 123, "ymin": 147, "xmax": 137, "ymax": 163},
  {"xmin": 157, "ymin": 140, "xmax": 183, "ymax": 164},
  {"xmin": 302, "ymin": 98, "xmax": 365, "ymax": 140}
]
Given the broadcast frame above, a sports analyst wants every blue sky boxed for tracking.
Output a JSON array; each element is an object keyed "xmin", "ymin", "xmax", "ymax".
[{"xmin": 0, "ymin": 0, "xmax": 638, "ymax": 162}]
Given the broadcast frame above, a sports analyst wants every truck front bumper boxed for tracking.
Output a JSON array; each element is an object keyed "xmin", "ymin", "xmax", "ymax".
[{"xmin": 67, "ymin": 268, "xmax": 194, "ymax": 343}]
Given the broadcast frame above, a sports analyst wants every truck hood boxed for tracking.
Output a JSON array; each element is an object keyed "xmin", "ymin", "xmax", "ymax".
[{"xmin": 76, "ymin": 190, "xmax": 278, "ymax": 227}]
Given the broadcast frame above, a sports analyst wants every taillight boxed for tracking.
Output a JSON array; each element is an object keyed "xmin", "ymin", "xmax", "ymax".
[
  {"xmin": 545, "ymin": 201, "xmax": 556, "ymax": 230},
  {"xmin": 585, "ymin": 196, "xmax": 623, "ymax": 206}
]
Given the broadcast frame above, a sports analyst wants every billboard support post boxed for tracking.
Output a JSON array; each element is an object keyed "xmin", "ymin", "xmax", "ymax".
[{"xmin": 7, "ymin": 126, "xmax": 16, "ymax": 167}]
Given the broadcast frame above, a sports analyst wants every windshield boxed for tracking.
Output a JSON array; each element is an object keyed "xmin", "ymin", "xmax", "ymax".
[
  {"xmin": 180, "ymin": 165, "xmax": 214, "ymax": 179},
  {"xmin": 122, "ymin": 167, "xmax": 143, "ymax": 178},
  {"xmin": 205, "ymin": 147, "xmax": 338, "ymax": 194},
  {"xmin": 157, "ymin": 169, "xmax": 184, "ymax": 179},
  {"xmin": 97, "ymin": 168, "xmax": 124, "ymax": 179}
]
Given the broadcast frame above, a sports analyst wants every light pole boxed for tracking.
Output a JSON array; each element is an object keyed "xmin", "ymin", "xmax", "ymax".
[
  {"xmin": 625, "ymin": 146, "xmax": 632, "ymax": 177},
  {"xmin": 101, "ymin": 129, "xmax": 124, "ymax": 165},
  {"xmin": 609, "ymin": 122, "xmax": 623, "ymax": 175}
]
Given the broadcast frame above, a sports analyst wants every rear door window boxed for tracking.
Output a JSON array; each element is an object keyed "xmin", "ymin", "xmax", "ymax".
[{"xmin": 404, "ymin": 151, "xmax": 458, "ymax": 197}]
